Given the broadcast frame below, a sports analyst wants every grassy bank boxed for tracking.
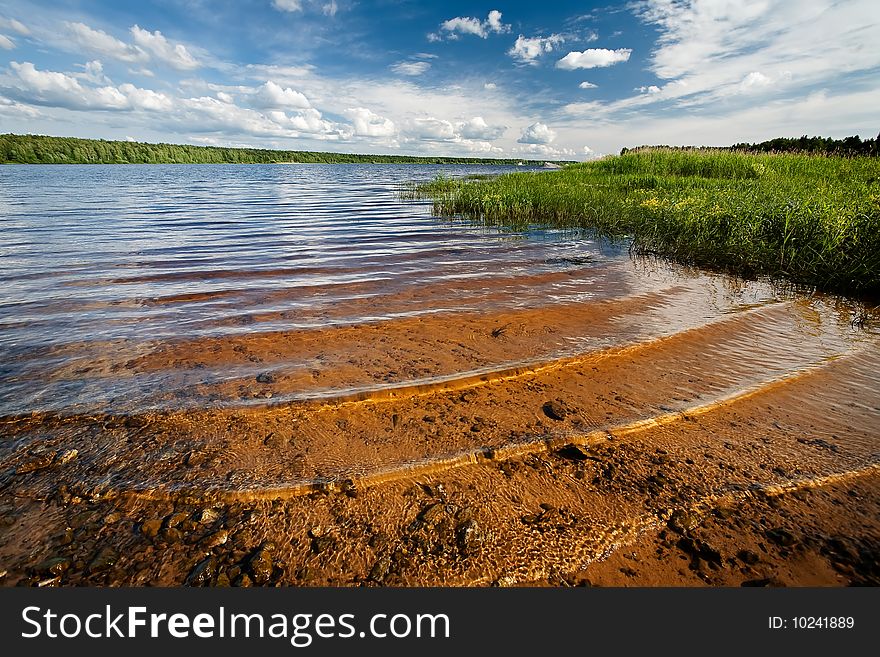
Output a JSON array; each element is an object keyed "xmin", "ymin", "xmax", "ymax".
[
  {"xmin": 0, "ymin": 133, "xmax": 552, "ymax": 166},
  {"xmin": 410, "ymin": 149, "xmax": 880, "ymax": 297}
]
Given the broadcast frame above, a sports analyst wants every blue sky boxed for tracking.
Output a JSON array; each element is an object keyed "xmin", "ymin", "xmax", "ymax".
[{"xmin": 0, "ymin": 1, "xmax": 877, "ymax": 159}]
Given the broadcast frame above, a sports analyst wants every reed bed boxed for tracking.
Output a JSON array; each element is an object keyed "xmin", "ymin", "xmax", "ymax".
[{"xmin": 407, "ymin": 149, "xmax": 880, "ymax": 297}]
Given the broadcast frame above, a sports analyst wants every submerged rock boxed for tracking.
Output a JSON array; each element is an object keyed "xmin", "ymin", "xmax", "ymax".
[
  {"xmin": 247, "ymin": 542, "xmax": 275, "ymax": 585},
  {"xmin": 255, "ymin": 372, "xmax": 276, "ymax": 384},
  {"xmin": 185, "ymin": 557, "xmax": 217, "ymax": 587},
  {"xmin": 668, "ymin": 509, "xmax": 700, "ymax": 535},
  {"xmin": 87, "ymin": 547, "xmax": 118, "ymax": 574},
  {"xmin": 456, "ymin": 519, "xmax": 483, "ymax": 556}
]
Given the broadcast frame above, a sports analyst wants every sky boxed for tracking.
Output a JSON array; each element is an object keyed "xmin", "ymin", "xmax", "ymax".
[{"xmin": 0, "ymin": 0, "xmax": 878, "ymax": 159}]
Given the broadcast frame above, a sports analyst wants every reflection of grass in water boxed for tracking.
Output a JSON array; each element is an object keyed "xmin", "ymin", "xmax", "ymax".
[{"xmin": 404, "ymin": 150, "xmax": 880, "ymax": 298}]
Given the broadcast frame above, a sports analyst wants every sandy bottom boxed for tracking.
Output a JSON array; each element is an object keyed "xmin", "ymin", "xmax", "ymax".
[{"xmin": 1, "ymin": 274, "xmax": 879, "ymax": 586}]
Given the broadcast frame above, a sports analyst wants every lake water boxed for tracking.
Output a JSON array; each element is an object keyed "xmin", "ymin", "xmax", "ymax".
[{"xmin": 0, "ymin": 163, "xmax": 877, "ymax": 420}]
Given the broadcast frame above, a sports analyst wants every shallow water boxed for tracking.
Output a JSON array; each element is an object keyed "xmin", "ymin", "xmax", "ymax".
[{"xmin": 0, "ymin": 163, "xmax": 878, "ymax": 495}]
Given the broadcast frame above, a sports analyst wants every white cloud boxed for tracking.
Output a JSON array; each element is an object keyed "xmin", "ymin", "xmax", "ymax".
[
  {"xmin": 486, "ymin": 9, "xmax": 506, "ymax": 33},
  {"xmin": 253, "ymin": 80, "xmax": 311, "ymax": 109},
  {"xmin": 436, "ymin": 10, "xmax": 509, "ymax": 40},
  {"xmin": 272, "ymin": 0, "xmax": 303, "ymax": 12},
  {"xmin": 391, "ymin": 61, "xmax": 431, "ymax": 76},
  {"xmin": 513, "ymin": 143, "xmax": 574, "ymax": 159},
  {"xmin": 216, "ymin": 91, "xmax": 234, "ymax": 103},
  {"xmin": 118, "ymin": 83, "xmax": 173, "ymax": 111},
  {"xmin": 0, "ymin": 34, "xmax": 13, "ymax": 50},
  {"xmin": 65, "ymin": 21, "xmax": 145, "ymax": 63},
  {"xmin": 627, "ymin": 0, "xmax": 880, "ymax": 109},
  {"xmin": 6, "ymin": 61, "xmax": 172, "ymax": 112},
  {"xmin": 518, "ymin": 122, "xmax": 556, "ymax": 145},
  {"xmin": 579, "ymin": 81, "xmax": 597, "ymax": 89},
  {"xmin": 322, "ymin": 1, "xmax": 338, "ymax": 17},
  {"xmin": 0, "ymin": 17, "xmax": 30, "ymax": 35},
  {"xmin": 0, "ymin": 95, "xmax": 40, "ymax": 118},
  {"xmin": 457, "ymin": 116, "xmax": 506, "ymax": 140},
  {"xmin": 406, "ymin": 116, "xmax": 456, "ymax": 140},
  {"xmin": 78, "ymin": 60, "xmax": 110, "ymax": 84},
  {"xmin": 740, "ymin": 71, "xmax": 771, "ymax": 91},
  {"xmin": 130, "ymin": 25, "xmax": 199, "ymax": 70},
  {"xmin": 636, "ymin": 85, "xmax": 661, "ymax": 94},
  {"xmin": 268, "ymin": 107, "xmax": 338, "ymax": 135},
  {"xmin": 557, "ymin": 48, "xmax": 632, "ymax": 70},
  {"xmin": 508, "ymin": 34, "xmax": 565, "ymax": 63},
  {"xmin": 344, "ymin": 107, "xmax": 396, "ymax": 137},
  {"xmin": 484, "ymin": 82, "xmax": 497, "ymax": 90}
]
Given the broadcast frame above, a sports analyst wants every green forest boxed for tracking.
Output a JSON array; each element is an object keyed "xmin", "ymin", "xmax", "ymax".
[
  {"xmin": 622, "ymin": 133, "xmax": 880, "ymax": 157},
  {"xmin": 0, "ymin": 133, "xmax": 543, "ymax": 166}
]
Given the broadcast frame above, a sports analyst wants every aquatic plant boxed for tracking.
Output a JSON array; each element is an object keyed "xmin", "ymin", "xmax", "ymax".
[{"xmin": 410, "ymin": 149, "xmax": 880, "ymax": 297}]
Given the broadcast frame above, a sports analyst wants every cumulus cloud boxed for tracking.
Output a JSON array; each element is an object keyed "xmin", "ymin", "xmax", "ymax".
[
  {"xmin": 406, "ymin": 116, "xmax": 456, "ymax": 140},
  {"xmin": 517, "ymin": 122, "xmax": 556, "ymax": 145},
  {"xmin": 253, "ymin": 80, "xmax": 311, "ymax": 109},
  {"xmin": 61, "ymin": 21, "xmax": 199, "ymax": 70},
  {"xmin": 508, "ymin": 34, "xmax": 565, "ymax": 64},
  {"xmin": 457, "ymin": 116, "xmax": 506, "ymax": 140},
  {"xmin": 391, "ymin": 61, "xmax": 431, "ymax": 76},
  {"xmin": 78, "ymin": 60, "xmax": 110, "ymax": 84},
  {"xmin": 268, "ymin": 107, "xmax": 337, "ymax": 135},
  {"xmin": 556, "ymin": 48, "xmax": 632, "ymax": 70},
  {"xmin": 0, "ymin": 34, "xmax": 13, "ymax": 50},
  {"xmin": 6, "ymin": 61, "xmax": 170, "ymax": 112},
  {"xmin": 130, "ymin": 25, "xmax": 199, "ymax": 70},
  {"xmin": 579, "ymin": 81, "xmax": 597, "ymax": 89},
  {"xmin": 483, "ymin": 82, "xmax": 497, "ymax": 90},
  {"xmin": 636, "ymin": 85, "xmax": 661, "ymax": 94},
  {"xmin": 118, "ymin": 83, "xmax": 173, "ymax": 111},
  {"xmin": 344, "ymin": 107, "xmax": 396, "ymax": 137},
  {"xmin": 432, "ymin": 10, "xmax": 509, "ymax": 40}
]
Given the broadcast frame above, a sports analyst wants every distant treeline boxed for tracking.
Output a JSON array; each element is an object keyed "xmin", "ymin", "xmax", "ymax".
[
  {"xmin": 0, "ymin": 133, "xmax": 542, "ymax": 166},
  {"xmin": 621, "ymin": 133, "xmax": 880, "ymax": 157}
]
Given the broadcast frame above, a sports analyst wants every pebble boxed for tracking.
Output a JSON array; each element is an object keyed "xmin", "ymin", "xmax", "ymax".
[
  {"xmin": 765, "ymin": 528, "xmax": 797, "ymax": 547},
  {"xmin": 420, "ymin": 503, "xmax": 446, "ymax": 526},
  {"xmin": 311, "ymin": 536, "xmax": 335, "ymax": 554},
  {"xmin": 247, "ymin": 543, "xmax": 275, "ymax": 584},
  {"xmin": 35, "ymin": 556, "xmax": 72, "ymax": 576},
  {"xmin": 194, "ymin": 508, "xmax": 220, "ymax": 525},
  {"xmin": 542, "ymin": 400, "xmax": 568, "ymax": 421},
  {"xmin": 200, "ymin": 530, "xmax": 229, "ymax": 549},
  {"xmin": 87, "ymin": 547, "xmax": 118, "ymax": 574},
  {"xmin": 16, "ymin": 453, "xmax": 55, "ymax": 475},
  {"xmin": 737, "ymin": 549, "xmax": 760, "ymax": 565},
  {"xmin": 185, "ymin": 557, "xmax": 217, "ymax": 586},
  {"xmin": 56, "ymin": 449, "xmax": 78, "ymax": 466},
  {"xmin": 369, "ymin": 556, "xmax": 392, "ymax": 583},
  {"xmin": 668, "ymin": 509, "xmax": 700, "ymax": 534},
  {"xmin": 140, "ymin": 519, "xmax": 163, "ymax": 540},
  {"xmin": 340, "ymin": 479, "xmax": 358, "ymax": 498},
  {"xmin": 255, "ymin": 372, "xmax": 276, "ymax": 384},
  {"xmin": 456, "ymin": 519, "xmax": 483, "ymax": 556}
]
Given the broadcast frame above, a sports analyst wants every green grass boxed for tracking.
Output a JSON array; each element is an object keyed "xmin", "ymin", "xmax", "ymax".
[{"xmin": 408, "ymin": 149, "xmax": 880, "ymax": 298}]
